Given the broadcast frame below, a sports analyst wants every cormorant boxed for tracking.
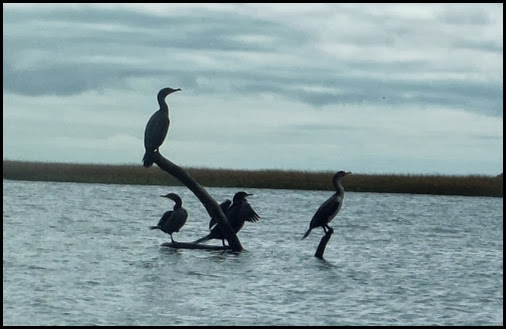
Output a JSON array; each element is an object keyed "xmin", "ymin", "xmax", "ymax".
[
  {"xmin": 204, "ymin": 199, "xmax": 232, "ymax": 246},
  {"xmin": 142, "ymin": 87, "xmax": 181, "ymax": 168},
  {"xmin": 302, "ymin": 170, "xmax": 351, "ymax": 239},
  {"xmin": 209, "ymin": 199, "xmax": 232, "ymax": 230},
  {"xmin": 150, "ymin": 192, "xmax": 188, "ymax": 243},
  {"xmin": 194, "ymin": 192, "xmax": 260, "ymax": 245}
]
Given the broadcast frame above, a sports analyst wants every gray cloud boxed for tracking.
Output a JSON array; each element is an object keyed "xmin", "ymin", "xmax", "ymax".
[
  {"xmin": 2, "ymin": 4, "xmax": 503, "ymax": 174},
  {"xmin": 3, "ymin": 4, "xmax": 502, "ymax": 117}
]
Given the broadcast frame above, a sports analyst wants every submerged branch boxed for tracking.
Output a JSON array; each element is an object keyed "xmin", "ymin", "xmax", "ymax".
[
  {"xmin": 152, "ymin": 152, "xmax": 243, "ymax": 251},
  {"xmin": 161, "ymin": 241, "xmax": 232, "ymax": 251},
  {"xmin": 314, "ymin": 227, "xmax": 334, "ymax": 259}
]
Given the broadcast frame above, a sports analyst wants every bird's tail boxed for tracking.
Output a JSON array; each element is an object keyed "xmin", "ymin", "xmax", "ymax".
[
  {"xmin": 149, "ymin": 225, "xmax": 161, "ymax": 230},
  {"xmin": 301, "ymin": 228, "xmax": 312, "ymax": 240},
  {"xmin": 143, "ymin": 151, "xmax": 154, "ymax": 168},
  {"xmin": 193, "ymin": 234, "xmax": 211, "ymax": 244}
]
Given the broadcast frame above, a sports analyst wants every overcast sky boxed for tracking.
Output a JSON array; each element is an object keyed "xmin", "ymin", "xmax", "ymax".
[{"xmin": 3, "ymin": 3, "xmax": 503, "ymax": 175}]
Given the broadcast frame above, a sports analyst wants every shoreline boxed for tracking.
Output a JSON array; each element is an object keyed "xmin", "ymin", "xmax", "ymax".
[{"xmin": 2, "ymin": 160, "xmax": 503, "ymax": 197}]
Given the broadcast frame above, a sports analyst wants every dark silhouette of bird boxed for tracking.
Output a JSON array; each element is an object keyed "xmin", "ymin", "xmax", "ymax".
[
  {"xmin": 150, "ymin": 192, "xmax": 188, "ymax": 243},
  {"xmin": 194, "ymin": 192, "xmax": 260, "ymax": 246},
  {"xmin": 143, "ymin": 87, "xmax": 181, "ymax": 168},
  {"xmin": 203, "ymin": 199, "xmax": 233, "ymax": 246},
  {"xmin": 209, "ymin": 199, "xmax": 232, "ymax": 230},
  {"xmin": 302, "ymin": 171, "xmax": 351, "ymax": 239}
]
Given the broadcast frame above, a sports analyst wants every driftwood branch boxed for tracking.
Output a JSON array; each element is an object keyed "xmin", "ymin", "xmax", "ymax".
[
  {"xmin": 152, "ymin": 152, "xmax": 243, "ymax": 251},
  {"xmin": 161, "ymin": 241, "xmax": 232, "ymax": 251},
  {"xmin": 314, "ymin": 227, "xmax": 334, "ymax": 259}
]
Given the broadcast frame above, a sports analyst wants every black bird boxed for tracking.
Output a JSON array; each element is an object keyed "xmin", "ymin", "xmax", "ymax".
[
  {"xmin": 194, "ymin": 192, "xmax": 260, "ymax": 245},
  {"xmin": 143, "ymin": 87, "xmax": 181, "ymax": 168},
  {"xmin": 302, "ymin": 171, "xmax": 351, "ymax": 239},
  {"xmin": 209, "ymin": 199, "xmax": 232, "ymax": 230},
  {"xmin": 204, "ymin": 199, "xmax": 232, "ymax": 246},
  {"xmin": 150, "ymin": 193, "xmax": 188, "ymax": 243}
]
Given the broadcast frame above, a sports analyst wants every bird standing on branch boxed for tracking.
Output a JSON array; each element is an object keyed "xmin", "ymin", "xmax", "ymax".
[
  {"xmin": 194, "ymin": 192, "xmax": 260, "ymax": 246},
  {"xmin": 150, "ymin": 193, "xmax": 188, "ymax": 243},
  {"xmin": 302, "ymin": 171, "xmax": 351, "ymax": 239},
  {"xmin": 143, "ymin": 87, "xmax": 181, "ymax": 168}
]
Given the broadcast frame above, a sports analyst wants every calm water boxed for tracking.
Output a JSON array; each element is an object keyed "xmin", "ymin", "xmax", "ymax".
[{"xmin": 2, "ymin": 179, "xmax": 503, "ymax": 326}]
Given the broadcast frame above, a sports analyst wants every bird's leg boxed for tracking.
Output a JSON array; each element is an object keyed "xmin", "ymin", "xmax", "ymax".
[
  {"xmin": 170, "ymin": 234, "xmax": 175, "ymax": 244},
  {"xmin": 325, "ymin": 225, "xmax": 333, "ymax": 234},
  {"xmin": 323, "ymin": 226, "xmax": 328, "ymax": 234}
]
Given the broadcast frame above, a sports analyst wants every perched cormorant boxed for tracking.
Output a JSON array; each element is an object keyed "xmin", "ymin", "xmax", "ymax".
[
  {"xmin": 203, "ymin": 199, "xmax": 233, "ymax": 246},
  {"xmin": 302, "ymin": 170, "xmax": 351, "ymax": 239},
  {"xmin": 209, "ymin": 199, "xmax": 232, "ymax": 230},
  {"xmin": 194, "ymin": 192, "xmax": 260, "ymax": 245},
  {"xmin": 150, "ymin": 192, "xmax": 188, "ymax": 243},
  {"xmin": 142, "ymin": 87, "xmax": 181, "ymax": 168}
]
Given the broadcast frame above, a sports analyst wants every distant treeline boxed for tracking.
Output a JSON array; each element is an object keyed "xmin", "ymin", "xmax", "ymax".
[{"xmin": 2, "ymin": 160, "xmax": 503, "ymax": 197}]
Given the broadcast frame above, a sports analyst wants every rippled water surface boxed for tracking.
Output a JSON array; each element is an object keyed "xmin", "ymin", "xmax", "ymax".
[{"xmin": 3, "ymin": 179, "xmax": 503, "ymax": 325}]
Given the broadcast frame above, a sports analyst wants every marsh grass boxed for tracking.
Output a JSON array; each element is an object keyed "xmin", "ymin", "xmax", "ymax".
[{"xmin": 3, "ymin": 160, "xmax": 502, "ymax": 197}]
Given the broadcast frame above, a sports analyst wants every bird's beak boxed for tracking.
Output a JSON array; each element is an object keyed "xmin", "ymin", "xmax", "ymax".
[
  {"xmin": 173, "ymin": 88, "xmax": 182, "ymax": 93},
  {"xmin": 160, "ymin": 195, "xmax": 167, "ymax": 198},
  {"xmin": 345, "ymin": 171, "xmax": 352, "ymax": 175},
  {"xmin": 247, "ymin": 193, "xmax": 254, "ymax": 196}
]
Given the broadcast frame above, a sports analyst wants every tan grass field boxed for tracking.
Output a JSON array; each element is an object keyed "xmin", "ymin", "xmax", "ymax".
[{"xmin": 2, "ymin": 160, "xmax": 502, "ymax": 197}]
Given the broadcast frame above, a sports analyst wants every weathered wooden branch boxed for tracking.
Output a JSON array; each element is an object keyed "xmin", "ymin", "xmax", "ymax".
[
  {"xmin": 314, "ymin": 227, "xmax": 334, "ymax": 259},
  {"xmin": 161, "ymin": 241, "xmax": 232, "ymax": 251},
  {"xmin": 152, "ymin": 152, "xmax": 243, "ymax": 251}
]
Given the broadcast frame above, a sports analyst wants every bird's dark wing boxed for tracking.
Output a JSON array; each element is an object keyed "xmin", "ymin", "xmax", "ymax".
[
  {"xmin": 310, "ymin": 195, "xmax": 340, "ymax": 228},
  {"xmin": 220, "ymin": 199, "xmax": 232, "ymax": 213},
  {"xmin": 157, "ymin": 210, "xmax": 173, "ymax": 227},
  {"xmin": 163, "ymin": 208, "xmax": 188, "ymax": 234},
  {"xmin": 238, "ymin": 201, "xmax": 260, "ymax": 222},
  {"xmin": 144, "ymin": 111, "xmax": 170, "ymax": 150},
  {"xmin": 209, "ymin": 199, "xmax": 232, "ymax": 230}
]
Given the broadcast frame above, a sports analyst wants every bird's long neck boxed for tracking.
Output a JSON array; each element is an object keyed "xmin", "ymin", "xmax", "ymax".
[
  {"xmin": 333, "ymin": 177, "xmax": 345, "ymax": 196},
  {"xmin": 171, "ymin": 197, "xmax": 182, "ymax": 209},
  {"xmin": 157, "ymin": 94, "xmax": 169, "ymax": 113}
]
